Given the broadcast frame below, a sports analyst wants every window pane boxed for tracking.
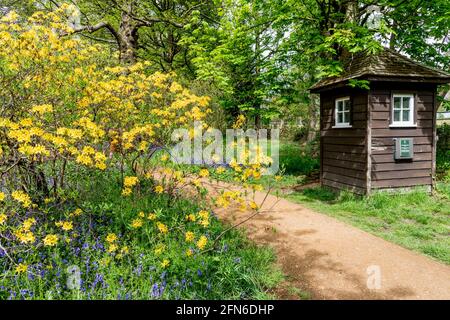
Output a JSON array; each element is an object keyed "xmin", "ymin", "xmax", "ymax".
[
  {"xmin": 344, "ymin": 111, "xmax": 350, "ymax": 123},
  {"xmin": 394, "ymin": 110, "xmax": 401, "ymax": 122},
  {"xmin": 394, "ymin": 97, "xmax": 401, "ymax": 109},
  {"xmin": 344, "ymin": 100, "xmax": 350, "ymax": 111},
  {"xmin": 337, "ymin": 101, "xmax": 343, "ymax": 111},
  {"xmin": 403, "ymin": 97, "xmax": 410, "ymax": 109},
  {"xmin": 402, "ymin": 110, "xmax": 410, "ymax": 122},
  {"xmin": 338, "ymin": 113, "xmax": 343, "ymax": 123}
]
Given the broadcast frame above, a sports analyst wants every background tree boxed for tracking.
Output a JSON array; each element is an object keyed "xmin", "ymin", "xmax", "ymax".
[{"xmin": 2, "ymin": 0, "xmax": 449, "ymax": 128}]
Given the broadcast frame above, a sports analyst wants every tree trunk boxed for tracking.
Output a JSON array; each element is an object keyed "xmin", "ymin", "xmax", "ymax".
[
  {"xmin": 255, "ymin": 113, "xmax": 261, "ymax": 129},
  {"xmin": 305, "ymin": 96, "xmax": 320, "ymax": 144},
  {"xmin": 254, "ymin": 25, "xmax": 262, "ymax": 129},
  {"xmin": 118, "ymin": 5, "xmax": 138, "ymax": 65}
]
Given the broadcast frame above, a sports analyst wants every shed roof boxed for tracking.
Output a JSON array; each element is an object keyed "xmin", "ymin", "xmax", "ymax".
[{"xmin": 310, "ymin": 48, "xmax": 450, "ymax": 92}]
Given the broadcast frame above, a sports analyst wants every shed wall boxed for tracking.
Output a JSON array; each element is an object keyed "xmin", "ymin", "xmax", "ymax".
[
  {"xmin": 369, "ymin": 82, "xmax": 436, "ymax": 189},
  {"xmin": 320, "ymin": 88, "xmax": 368, "ymax": 194}
]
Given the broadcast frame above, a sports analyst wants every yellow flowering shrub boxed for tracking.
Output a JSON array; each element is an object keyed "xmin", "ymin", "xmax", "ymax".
[
  {"xmin": 0, "ymin": 8, "xmax": 211, "ymax": 203},
  {"xmin": 0, "ymin": 8, "xmax": 277, "ymax": 300}
]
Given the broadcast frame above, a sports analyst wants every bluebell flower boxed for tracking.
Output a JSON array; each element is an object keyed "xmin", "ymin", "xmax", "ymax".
[
  {"xmin": 8, "ymin": 290, "xmax": 16, "ymax": 300},
  {"xmin": 151, "ymin": 283, "xmax": 160, "ymax": 298}
]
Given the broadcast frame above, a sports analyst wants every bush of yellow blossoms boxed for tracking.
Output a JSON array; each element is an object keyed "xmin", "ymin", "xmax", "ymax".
[{"xmin": 0, "ymin": 7, "xmax": 278, "ymax": 299}]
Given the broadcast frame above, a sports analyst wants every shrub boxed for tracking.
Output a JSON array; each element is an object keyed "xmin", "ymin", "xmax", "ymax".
[
  {"xmin": 437, "ymin": 123, "xmax": 450, "ymax": 180},
  {"xmin": 0, "ymin": 7, "xmax": 279, "ymax": 299}
]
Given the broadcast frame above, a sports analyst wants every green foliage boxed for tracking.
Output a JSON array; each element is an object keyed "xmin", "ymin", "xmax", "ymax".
[
  {"xmin": 437, "ymin": 123, "xmax": 450, "ymax": 180},
  {"xmin": 348, "ymin": 79, "xmax": 370, "ymax": 90}
]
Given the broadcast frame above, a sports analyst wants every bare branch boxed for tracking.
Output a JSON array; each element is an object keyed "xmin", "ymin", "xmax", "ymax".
[
  {"xmin": 69, "ymin": 21, "xmax": 121, "ymax": 45},
  {"xmin": 131, "ymin": 15, "xmax": 184, "ymax": 29}
]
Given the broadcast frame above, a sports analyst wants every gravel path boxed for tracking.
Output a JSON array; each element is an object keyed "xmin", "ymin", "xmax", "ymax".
[{"xmin": 210, "ymin": 181, "xmax": 450, "ymax": 300}]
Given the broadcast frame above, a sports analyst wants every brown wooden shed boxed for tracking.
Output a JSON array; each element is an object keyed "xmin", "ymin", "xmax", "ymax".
[{"xmin": 310, "ymin": 48, "xmax": 450, "ymax": 194}]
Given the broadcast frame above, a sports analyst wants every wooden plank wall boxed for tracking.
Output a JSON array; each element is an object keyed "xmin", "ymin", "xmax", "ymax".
[
  {"xmin": 320, "ymin": 88, "xmax": 368, "ymax": 194},
  {"xmin": 369, "ymin": 82, "xmax": 436, "ymax": 189}
]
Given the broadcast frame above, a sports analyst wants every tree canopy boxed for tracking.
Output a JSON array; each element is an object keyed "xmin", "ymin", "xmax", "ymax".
[{"xmin": 2, "ymin": 0, "xmax": 450, "ymax": 130}]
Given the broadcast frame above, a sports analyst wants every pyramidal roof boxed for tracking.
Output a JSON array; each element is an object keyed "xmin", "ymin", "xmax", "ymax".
[{"xmin": 310, "ymin": 48, "xmax": 450, "ymax": 92}]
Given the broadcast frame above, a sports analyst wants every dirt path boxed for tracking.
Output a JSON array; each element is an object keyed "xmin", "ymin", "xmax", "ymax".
[{"xmin": 208, "ymin": 180, "xmax": 450, "ymax": 300}]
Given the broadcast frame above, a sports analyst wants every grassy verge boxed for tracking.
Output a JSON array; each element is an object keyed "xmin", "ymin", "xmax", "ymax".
[{"xmin": 287, "ymin": 184, "xmax": 450, "ymax": 264}]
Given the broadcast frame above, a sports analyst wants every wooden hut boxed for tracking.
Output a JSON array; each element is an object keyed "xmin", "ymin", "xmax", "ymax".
[{"xmin": 310, "ymin": 48, "xmax": 450, "ymax": 194}]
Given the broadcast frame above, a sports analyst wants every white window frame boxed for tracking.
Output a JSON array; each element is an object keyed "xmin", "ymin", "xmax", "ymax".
[
  {"xmin": 333, "ymin": 96, "xmax": 352, "ymax": 128},
  {"xmin": 390, "ymin": 93, "xmax": 416, "ymax": 127}
]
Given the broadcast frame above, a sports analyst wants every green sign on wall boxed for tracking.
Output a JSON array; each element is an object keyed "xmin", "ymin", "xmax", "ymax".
[{"xmin": 394, "ymin": 138, "xmax": 414, "ymax": 160}]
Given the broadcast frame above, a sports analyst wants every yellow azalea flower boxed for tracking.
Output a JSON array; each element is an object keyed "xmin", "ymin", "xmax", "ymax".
[
  {"xmin": 216, "ymin": 166, "xmax": 225, "ymax": 174},
  {"xmin": 185, "ymin": 231, "xmax": 195, "ymax": 242},
  {"xmin": 185, "ymin": 214, "xmax": 196, "ymax": 222},
  {"xmin": 107, "ymin": 244, "xmax": 118, "ymax": 253},
  {"xmin": 121, "ymin": 187, "xmax": 132, "ymax": 196},
  {"xmin": 253, "ymin": 184, "xmax": 264, "ymax": 191},
  {"xmin": 160, "ymin": 259, "xmax": 170, "ymax": 268},
  {"xmin": 106, "ymin": 233, "xmax": 118, "ymax": 243},
  {"xmin": 138, "ymin": 211, "xmax": 145, "ymax": 218},
  {"xmin": 192, "ymin": 179, "xmax": 201, "ymax": 187},
  {"xmin": 154, "ymin": 244, "xmax": 165, "ymax": 255},
  {"xmin": 0, "ymin": 192, "xmax": 5, "ymax": 201},
  {"xmin": 16, "ymin": 231, "xmax": 35, "ymax": 244},
  {"xmin": 198, "ymin": 210, "xmax": 209, "ymax": 220},
  {"xmin": 31, "ymin": 104, "xmax": 53, "ymax": 114},
  {"xmin": 198, "ymin": 169, "xmax": 209, "ymax": 178},
  {"xmin": 121, "ymin": 246, "xmax": 129, "ymax": 254},
  {"xmin": 160, "ymin": 154, "xmax": 169, "ymax": 161},
  {"xmin": 196, "ymin": 235, "xmax": 208, "ymax": 250},
  {"xmin": 186, "ymin": 248, "xmax": 194, "ymax": 257},
  {"xmin": 70, "ymin": 208, "xmax": 83, "ymax": 217},
  {"xmin": 22, "ymin": 218, "xmax": 36, "ymax": 231},
  {"xmin": 252, "ymin": 171, "xmax": 262, "ymax": 179},
  {"xmin": 275, "ymin": 175, "xmax": 282, "ymax": 181},
  {"xmin": 156, "ymin": 222, "xmax": 168, "ymax": 234},
  {"xmin": 58, "ymin": 221, "xmax": 73, "ymax": 231},
  {"xmin": 249, "ymin": 201, "xmax": 259, "ymax": 210},
  {"xmin": 11, "ymin": 190, "xmax": 32, "ymax": 208},
  {"xmin": 131, "ymin": 218, "xmax": 143, "ymax": 228},
  {"xmin": 154, "ymin": 185, "xmax": 164, "ymax": 194},
  {"xmin": 123, "ymin": 176, "xmax": 139, "ymax": 188},
  {"xmin": 16, "ymin": 263, "xmax": 28, "ymax": 274},
  {"xmin": 0, "ymin": 213, "xmax": 7, "ymax": 225},
  {"xmin": 147, "ymin": 213, "xmax": 156, "ymax": 220},
  {"xmin": 43, "ymin": 234, "xmax": 58, "ymax": 247},
  {"xmin": 199, "ymin": 219, "xmax": 210, "ymax": 228}
]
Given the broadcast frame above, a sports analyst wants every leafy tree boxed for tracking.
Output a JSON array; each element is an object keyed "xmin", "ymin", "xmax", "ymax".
[{"xmin": 1, "ymin": 0, "xmax": 217, "ymax": 65}]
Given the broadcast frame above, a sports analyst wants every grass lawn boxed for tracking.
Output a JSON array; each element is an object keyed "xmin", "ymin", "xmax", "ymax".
[{"xmin": 287, "ymin": 184, "xmax": 450, "ymax": 264}]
